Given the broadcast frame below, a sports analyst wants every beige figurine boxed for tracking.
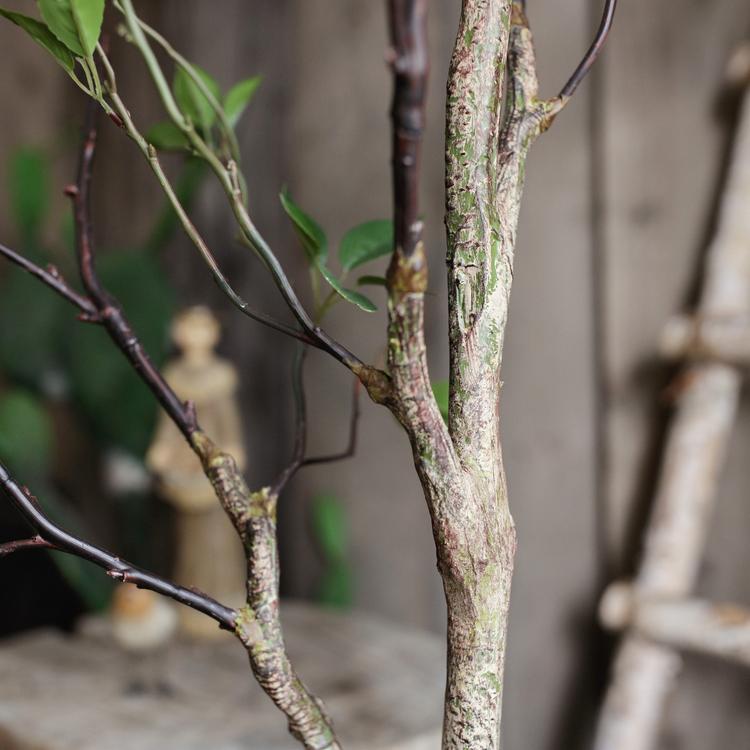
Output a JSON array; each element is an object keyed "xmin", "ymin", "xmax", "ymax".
[{"xmin": 146, "ymin": 307, "xmax": 246, "ymax": 638}]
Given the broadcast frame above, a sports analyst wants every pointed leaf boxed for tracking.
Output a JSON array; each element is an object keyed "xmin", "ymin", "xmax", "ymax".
[
  {"xmin": 318, "ymin": 263, "xmax": 377, "ymax": 312},
  {"xmin": 173, "ymin": 64, "xmax": 221, "ymax": 132},
  {"xmin": 0, "ymin": 9, "xmax": 74, "ymax": 71},
  {"xmin": 340, "ymin": 219, "xmax": 393, "ymax": 271},
  {"xmin": 8, "ymin": 147, "xmax": 49, "ymax": 243},
  {"xmin": 279, "ymin": 189, "xmax": 328, "ymax": 263},
  {"xmin": 357, "ymin": 275, "xmax": 387, "ymax": 287},
  {"xmin": 224, "ymin": 76, "xmax": 261, "ymax": 128},
  {"xmin": 146, "ymin": 121, "xmax": 189, "ymax": 151},
  {"xmin": 37, "ymin": 0, "xmax": 104, "ymax": 57},
  {"xmin": 71, "ymin": 0, "xmax": 104, "ymax": 57}
]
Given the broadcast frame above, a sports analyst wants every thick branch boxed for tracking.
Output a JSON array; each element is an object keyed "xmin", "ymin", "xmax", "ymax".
[{"xmin": 0, "ymin": 461, "xmax": 236, "ymax": 628}]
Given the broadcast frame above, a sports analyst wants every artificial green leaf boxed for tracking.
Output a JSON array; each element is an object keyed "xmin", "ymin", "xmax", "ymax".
[
  {"xmin": 357, "ymin": 275, "xmax": 387, "ymax": 287},
  {"xmin": 173, "ymin": 64, "xmax": 221, "ymax": 133},
  {"xmin": 340, "ymin": 220, "xmax": 393, "ymax": 271},
  {"xmin": 318, "ymin": 263, "xmax": 377, "ymax": 312},
  {"xmin": 312, "ymin": 495, "xmax": 348, "ymax": 563},
  {"xmin": 146, "ymin": 121, "xmax": 189, "ymax": 151},
  {"xmin": 431, "ymin": 380, "xmax": 449, "ymax": 423},
  {"xmin": 0, "ymin": 389, "xmax": 53, "ymax": 476},
  {"xmin": 279, "ymin": 189, "xmax": 328, "ymax": 263},
  {"xmin": 8, "ymin": 147, "xmax": 49, "ymax": 245},
  {"xmin": 224, "ymin": 76, "xmax": 261, "ymax": 128},
  {"xmin": 0, "ymin": 9, "xmax": 74, "ymax": 71},
  {"xmin": 37, "ymin": 0, "xmax": 104, "ymax": 58},
  {"xmin": 70, "ymin": 0, "xmax": 104, "ymax": 57}
]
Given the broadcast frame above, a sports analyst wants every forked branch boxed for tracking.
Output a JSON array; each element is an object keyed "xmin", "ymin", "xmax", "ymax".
[{"xmin": 0, "ymin": 460, "xmax": 237, "ymax": 628}]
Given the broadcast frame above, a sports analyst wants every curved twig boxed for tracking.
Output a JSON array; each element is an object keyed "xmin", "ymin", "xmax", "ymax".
[
  {"xmin": 0, "ymin": 462, "xmax": 236, "ymax": 629},
  {"xmin": 558, "ymin": 0, "xmax": 618, "ymax": 99},
  {"xmin": 0, "ymin": 242, "xmax": 97, "ymax": 318}
]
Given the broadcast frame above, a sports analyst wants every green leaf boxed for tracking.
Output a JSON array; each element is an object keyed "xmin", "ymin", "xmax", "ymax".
[
  {"xmin": 173, "ymin": 64, "xmax": 221, "ymax": 133},
  {"xmin": 279, "ymin": 189, "xmax": 328, "ymax": 263},
  {"xmin": 0, "ymin": 9, "xmax": 74, "ymax": 71},
  {"xmin": 431, "ymin": 380, "xmax": 449, "ymax": 423},
  {"xmin": 37, "ymin": 0, "xmax": 104, "ymax": 58},
  {"xmin": 312, "ymin": 495, "xmax": 348, "ymax": 563},
  {"xmin": 339, "ymin": 220, "xmax": 393, "ymax": 271},
  {"xmin": 318, "ymin": 263, "xmax": 377, "ymax": 312},
  {"xmin": 224, "ymin": 76, "xmax": 261, "ymax": 128},
  {"xmin": 70, "ymin": 0, "xmax": 104, "ymax": 57},
  {"xmin": 357, "ymin": 275, "xmax": 387, "ymax": 287},
  {"xmin": 146, "ymin": 121, "xmax": 189, "ymax": 151},
  {"xmin": 0, "ymin": 389, "xmax": 53, "ymax": 476},
  {"xmin": 8, "ymin": 147, "xmax": 49, "ymax": 244}
]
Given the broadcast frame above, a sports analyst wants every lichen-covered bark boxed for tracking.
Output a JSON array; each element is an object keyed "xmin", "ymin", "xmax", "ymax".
[
  {"xmin": 192, "ymin": 433, "xmax": 339, "ymax": 750},
  {"xmin": 440, "ymin": 5, "xmax": 555, "ymax": 746}
]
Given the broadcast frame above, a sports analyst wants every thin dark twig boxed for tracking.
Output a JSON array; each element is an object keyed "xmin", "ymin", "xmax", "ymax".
[
  {"xmin": 271, "ymin": 345, "xmax": 308, "ymax": 496},
  {"xmin": 386, "ymin": 0, "xmax": 429, "ymax": 263},
  {"xmin": 0, "ymin": 461, "xmax": 236, "ymax": 629},
  {"xmin": 302, "ymin": 377, "xmax": 361, "ymax": 467},
  {"xmin": 0, "ymin": 535, "xmax": 54, "ymax": 557},
  {"xmin": 558, "ymin": 0, "xmax": 618, "ymax": 99},
  {"xmin": 0, "ymin": 242, "xmax": 97, "ymax": 318},
  {"xmin": 67, "ymin": 102, "xmax": 198, "ymax": 442},
  {"xmin": 272, "ymin": 353, "xmax": 362, "ymax": 496}
]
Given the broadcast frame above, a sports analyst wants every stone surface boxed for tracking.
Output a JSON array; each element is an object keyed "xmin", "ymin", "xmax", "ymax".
[{"xmin": 0, "ymin": 602, "xmax": 443, "ymax": 750}]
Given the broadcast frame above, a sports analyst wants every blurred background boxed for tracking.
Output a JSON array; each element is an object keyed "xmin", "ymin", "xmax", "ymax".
[{"xmin": 1, "ymin": 1, "xmax": 750, "ymax": 749}]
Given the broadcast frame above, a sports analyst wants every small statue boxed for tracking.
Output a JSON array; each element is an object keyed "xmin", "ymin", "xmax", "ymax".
[{"xmin": 147, "ymin": 307, "xmax": 246, "ymax": 638}]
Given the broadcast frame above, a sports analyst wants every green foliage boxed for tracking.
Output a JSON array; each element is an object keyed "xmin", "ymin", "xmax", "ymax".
[
  {"xmin": 432, "ymin": 380, "xmax": 449, "ymax": 423},
  {"xmin": 311, "ymin": 494, "xmax": 353, "ymax": 609},
  {"xmin": 37, "ymin": 0, "xmax": 105, "ymax": 58},
  {"xmin": 357, "ymin": 275, "xmax": 387, "ymax": 287},
  {"xmin": 173, "ymin": 64, "xmax": 221, "ymax": 133},
  {"xmin": 0, "ymin": 389, "xmax": 53, "ymax": 476},
  {"xmin": 340, "ymin": 220, "xmax": 393, "ymax": 271},
  {"xmin": 9, "ymin": 147, "xmax": 49, "ymax": 246},
  {"xmin": 146, "ymin": 121, "xmax": 189, "ymax": 151},
  {"xmin": 0, "ymin": 9, "xmax": 74, "ymax": 71},
  {"xmin": 279, "ymin": 189, "xmax": 328, "ymax": 264},
  {"xmin": 318, "ymin": 264, "xmax": 377, "ymax": 313},
  {"xmin": 224, "ymin": 76, "xmax": 261, "ymax": 128}
]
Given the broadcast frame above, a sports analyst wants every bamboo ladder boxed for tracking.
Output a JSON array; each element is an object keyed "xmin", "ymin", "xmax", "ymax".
[{"xmin": 593, "ymin": 46, "xmax": 750, "ymax": 750}]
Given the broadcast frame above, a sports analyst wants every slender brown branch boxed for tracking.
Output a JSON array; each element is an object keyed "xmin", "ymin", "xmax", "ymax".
[
  {"xmin": 272, "ymin": 348, "xmax": 362, "ymax": 497},
  {"xmin": 0, "ymin": 535, "xmax": 54, "ymax": 557},
  {"xmin": 558, "ymin": 0, "xmax": 618, "ymax": 99},
  {"xmin": 67, "ymin": 103, "xmax": 198, "ymax": 442},
  {"xmin": 0, "ymin": 242, "xmax": 97, "ymax": 318},
  {"xmin": 302, "ymin": 378, "xmax": 361, "ymax": 467},
  {"xmin": 0, "ymin": 460, "xmax": 236, "ymax": 629}
]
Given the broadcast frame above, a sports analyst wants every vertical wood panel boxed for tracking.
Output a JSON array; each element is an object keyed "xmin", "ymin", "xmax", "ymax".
[{"xmin": 599, "ymin": 1, "xmax": 750, "ymax": 747}]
